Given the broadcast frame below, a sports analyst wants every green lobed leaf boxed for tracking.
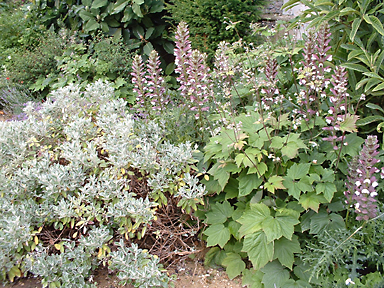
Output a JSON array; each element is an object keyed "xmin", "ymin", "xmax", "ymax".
[
  {"xmin": 206, "ymin": 201, "xmax": 234, "ymax": 224},
  {"xmin": 221, "ymin": 252, "xmax": 246, "ymax": 279},
  {"xmin": 286, "ymin": 163, "xmax": 311, "ymax": 179},
  {"xmin": 237, "ymin": 203, "xmax": 270, "ymax": 238},
  {"xmin": 309, "ymin": 210, "xmax": 345, "ymax": 234},
  {"xmin": 242, "ymin": 230, "xmax": 274, "ymax": 270},
  {"xmin": 203, "ymin": 224, "xmax": 231, "ymax": 248},
  {"xmin": 315, "ymin": 182, "xmax": 336, "ymax": 202},
  {"xmin": 242, "ymin": 269, "xmax": 264, "ymax": 288},
  {"xmin": 299, "ymin": 192, "xmax": 326, "ymax": 212},
  {"xmin": 260, "ymin": 260, "xmax": 290, "ymax": 288},
  {"xmin": 273, "ymin": 235, "xmax": 301, "ymax": 270},
  {"xmin": 238, "ymin": 172, "xmax": 263, "ymax": 197},
  {"xmin": 265, "ymin": 175, "xmax": 286, "ymax": 194},
  {"xmin": 262, "ymin": 208, "xmax": 300, "ymax": 242},
  {"xmin": 339, "ymin": 114, "xmax": 359, "ymax": 132}
]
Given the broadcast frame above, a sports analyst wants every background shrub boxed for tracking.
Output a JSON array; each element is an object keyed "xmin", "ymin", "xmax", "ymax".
[{"xmin": 165, "ymin": 0, "xmax": 265, "ymax": 61}]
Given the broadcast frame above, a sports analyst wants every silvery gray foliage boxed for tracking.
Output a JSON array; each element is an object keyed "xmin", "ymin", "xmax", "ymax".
[
  {"xmin": 27, "ymin": 241, "xmax": 97, "ymax": 288},
  {"xmin": 109, "ymin": 240, "xmax": 169, "ymax": 288},
  {"xmin": 0, "ymin": 80, "xmax": 204, "ymax": 286}
]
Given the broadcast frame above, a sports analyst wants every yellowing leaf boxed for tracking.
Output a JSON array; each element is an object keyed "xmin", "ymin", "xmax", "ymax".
[
  {"xmin": 97, "ymin": 248, "xmax": 103, "ymax": 258},
  {"xmin": 54, "ymin": 243, "xmax": 61, "ymax": 250},
  {"xmin": 34, "ymin": 236, "xmax": 39, "ymax": 245},
  {"xmin": 265, "ymin": 175, "xmax": 286, "ymax": 194}
]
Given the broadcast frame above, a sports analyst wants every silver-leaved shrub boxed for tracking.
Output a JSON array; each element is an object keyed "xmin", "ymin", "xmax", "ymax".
[{"xmin": 0, "ymin": 80, "xmax": 205, "ymax": 287}]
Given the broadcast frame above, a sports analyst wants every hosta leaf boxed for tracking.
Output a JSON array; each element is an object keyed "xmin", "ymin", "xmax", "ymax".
[
  {"xmin": 221, "ymin": 252, "xmax": 246, "ymax": 279},
  {"xmin": 204, "ymin": 224, "xmax": 231, "ymax": 248},
  {"xmin": 242, "ymin": 230, "xmax": 274, "ymax": 270},
  {"xmin": 262, "ymin": 209, "xmax": 300, "ymax": 242},
  {"xmin": 206, "ymin": 201, "xmax": 234, "ymax": 224},
  {"xmin": 237, "ymin": 203, "xmax": 270, "ymax": 238},
  {"xmin": 261, "ymin": 260, "xmax": 290, "ymax": 288},
  {"xmin": 273, "ymin": 235, "xmax": 301, "ymax": 270}
]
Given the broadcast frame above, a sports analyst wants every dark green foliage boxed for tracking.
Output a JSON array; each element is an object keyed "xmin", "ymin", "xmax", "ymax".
[
  {"xmin": 29, "ymin": 0, "xmax": 172, "ymax": 59},
  {"xmin": 165, "ymin": 0, "xmax": 265, "ymax": 61}
]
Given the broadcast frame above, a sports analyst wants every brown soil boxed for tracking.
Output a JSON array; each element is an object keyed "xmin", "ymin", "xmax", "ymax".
[{"xmin": 0, "ymin": 259, "xmax": 243, "ymax": 288}]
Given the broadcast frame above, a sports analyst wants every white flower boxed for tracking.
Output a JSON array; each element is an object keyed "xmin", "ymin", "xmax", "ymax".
[
  {"xmin": 372, "ymin": 181, "xmax": 378, "ymax": 188},
  {"xmin": 362, "ymin": 189, "xmax": 370, "ymax": 194},
  {"xmin": 345, "ymin": 278, "xmax": 355, "ymax": 285},
  {"xmin": 355, "ymin": 181, "xmax": 361, "ymax": 187},
  {"xmin": 370, "ymin": 192, "xmax": 378, "ymax": 197},
  {"xmin": 363, "ymin": 179, "xmax": 371, "ymax": 184}
]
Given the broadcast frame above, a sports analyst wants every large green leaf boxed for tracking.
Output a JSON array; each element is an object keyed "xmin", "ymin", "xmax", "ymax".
[
  {"xmin": 265, "ymin": 175, "xmax": 285, "ymax": 194},
  {"xmin": 238, "ymin": 172, "xmax": 263, "ymax": 197},
  {"xmin": 237, "ymin": 203, "xmax": 270, "ymax": 238},
  {"xmin": 315, "ymin": 182, "xmax": 336, "ymax": 202},
  {"xmin": 262, "ymin": 209, "xmax": 300, "ymax": 242},
  {"xmin": 84, "ymin": 19, "xmax": 100, "ymax": 32},
  {"xmin": 299, "ymin": 192, "xmax": 326, "ymax": 212},
  {"xmin": 283, "ymin": 175, "xmax": 313, "ymax": 200},
  {"xmin": 273, "ymin": 235, "xmax": 301, "ymax": 270},
  {"xmin": 208, "ymin": 162, "xmax": 230, "ymax": 191},
  {"xmin": 242, "ymin": 269, "xmax": 264, "ymax": 288},
  {"xmin": 309, "ymin": 210, "xmax": 345, "ymax": 234},
  {"xmin": 221, "ymin": 252, "xmax": 246, "ymax": 279},
  {"xmin": 261, "ymin": 260, "xmax": 290, "ymax": 288},
  {"xmin": 206, "ymin": 201, "xmax": 234, "ymax": 224},
  {"xmin": 132, "ymin": 3, "xmax": 143, "ymax": 17},
  {"xmin": 79, "ymin": 10, "xmax": 95, "ymax": 21},
  {"xmin": 91, "ymin": 0, "xmax": 108, "ymax": 9},
  {"xmin": 112, "ymin": 0, "xmax": 129, "ymax": 14},
  {"xmin": 286, "ymin": 163, "xmax": 311, "ymax": 179},
  {"xmin": 204, "ymin": 224, "xmax": 231, "ymax": 248},
  {"xmin": 242, "ymin": 230, "xmax": 274, "ymax": 270}
]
